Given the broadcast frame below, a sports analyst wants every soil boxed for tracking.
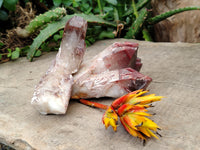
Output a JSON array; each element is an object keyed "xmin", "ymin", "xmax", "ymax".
[{"xmin": 0, "ymin": 2, "xmax": 37, "ymax": 63}]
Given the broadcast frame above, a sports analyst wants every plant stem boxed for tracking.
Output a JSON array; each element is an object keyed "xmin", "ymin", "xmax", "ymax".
[
  {"xmin": 79, "ymin": 99, "xmax": 108, "ymax": 110},
  {"xmin": 125, "ymin": 8, "xmax": 148, "ymax": 39},
  {"xmin": 97, "ymin": 0, "xmax": 103, "ymax": 15},
  {"xmin": 116, "ymin": 0, "xmax": 125, "ymax": 20},
  {"xmin": 148, "ymin": 6, "xmax": 200, "ymax": 24},
  {"xmin": 131, "ymin": 0, "xmax": 152, "ymax": 41},
  {"xmin": 136, "ymin": 0, "xmax": 150, "ymax": 11},
  {"xmin": 113, "ymin": 8, "xmax": 119, "ymax": 22},
  {"xmin": 66, "ymin": 6, "xmax": 81, "ymax": 14},
  {"xmin": 122, "ymin": 0, "xmax": 150, "ymax": 17},
  {"xmin": 132, "ymin": 0, "xmax": 138, "ymax": 18},
  {"xmin": 142, "ymin": 27, "xmax": 152, "ymax": 41}
]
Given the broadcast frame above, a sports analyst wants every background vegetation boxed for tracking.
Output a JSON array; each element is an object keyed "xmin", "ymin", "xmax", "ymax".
[{"xmin": 0, "ymin": 0, "xmax": 199, "ymax": 62}]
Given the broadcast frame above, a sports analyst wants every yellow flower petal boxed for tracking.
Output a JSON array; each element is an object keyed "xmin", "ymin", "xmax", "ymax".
[{"xmin": 102, "ymin": 106, "xmax": 118, "ymax": 131}]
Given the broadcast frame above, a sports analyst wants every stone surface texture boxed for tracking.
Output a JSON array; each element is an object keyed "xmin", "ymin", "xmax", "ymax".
[
  {"xmin": 0, "ymin": 39, "xmax": 200, "ymax": 150},
  {"xmin": 151, "ymin": 0, "xmax": 200, "ymax": 43}
]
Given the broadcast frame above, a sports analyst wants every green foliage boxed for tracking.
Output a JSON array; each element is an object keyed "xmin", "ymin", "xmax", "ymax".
[
  {"xmin": 125, "ymin": 8, "xmax": 148, "ymax": 39},
  {"xmin": 0, "ymin": 9, "xmax": 8, "ymax": 21},
  {"xmin": 7, "ymin": 48, "xmax": 12, "ymax": 57},
  {"xmin": 3, "ymin": 0, "xmax": 18, "ymax": 11},
  {"xmin": 98, "ymin": 31, "xmax": 115, "ymax": 40},
  {"xmin": 7, "ymin": 47, "xmax": 21, "ymax": 60},
  {"xmin": 27, "ymin": 13, "xmax": 117, "ymax": 61},
  {"xmin": 0, "ymin": 0, "xmax": 18, "ymax": 21},
  {"xmin": 4, "ymin": 0, "xmax": 198, "ymax": 62},
  {"xmin": 0, "ymin": 0, "xmax": 3, "ymax": 7},
  {"xmin": 0, "ymin": 42, "xmax": 4, "ymax": 48},
  {"xmin": 123, "ymin": 0, "xmax": 150, "ymax": 17},
  {"xmin": 40, "ymin": 42, "xmax": 52, "ymax": 52},
  {"xmin": 0, "ymin": 41, "xmax": 4, "ymax": 60},
  {"xmin": 11, "ymin": 47, "xmax": 21, "ymax": 60},
  {"xmin": 26, "ymin": 7, "xmax": 66, "ymax": 34},
  {"xmin": 53, "ymin": 0, "xmax": 62, "ymax": 7},
  {"xmin": 106, "ymin": 0, "xmax": 117, "ymax": 6},
  {"xmin": 16, "ymin": 7, "xmax": 66, "ymax": 38},
  {"xmin": 53, "ymin": 30, "xmax": 63, "ymax": 41},
  {"xmin": 148, "ymin": 6, "xmax": 200, "ymax": 24},
  {"xmin": 2, "ymin": 46, "xmax": 41, "ymax": 61},
  {"xmin": 142, "ymin": 28, "xmax": 152, "ymax": 41},
  {"xmin": 34, "ymin": 50, "xmax": 42, "ymax": 57}
]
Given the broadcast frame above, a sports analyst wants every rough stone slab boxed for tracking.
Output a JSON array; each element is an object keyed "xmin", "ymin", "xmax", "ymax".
[{"xmin": 0, "ymin": 39, "xmax": 200, "ymax": 150}]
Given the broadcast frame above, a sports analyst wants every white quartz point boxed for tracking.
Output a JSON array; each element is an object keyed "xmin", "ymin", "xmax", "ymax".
[{"xmin": 31, "ymin": 16, "xmax": 87, "ymax": 115}]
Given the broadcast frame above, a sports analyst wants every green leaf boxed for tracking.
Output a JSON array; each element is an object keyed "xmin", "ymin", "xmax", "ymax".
[
  {"xmin": 15, "ymin": 47, "xmax": 21, "ymax": 52},
  {"xmin": 0, "ymin": 42, "xmax": 4, "ymax": 48},
  {"xmin": 104, "ymin": 6, "xmax": 113, "ymax": 12},
  {"xmin": 72, "ymin": 1, "xmax": 79, "ymax": 7},
  {"xmin": 59, "ymin": 30, "xmax": 64, "ymax": 36},
  {"xmin": 142, "ymin": 28, "xmax": 152, "ymax": 41},
  {"xmin": 98, "ymin": 31, "xmax": 115, "ymax": 40},
  {"xmin": 20, "ymin": 46, "xmax": 30, "ymax": 56},
  {"xmin": 148, "ymin": 6, "xmax": 200, "ymax": 24},
  {"xmin": 76, "ymin": 13, "xmax": 116, "ymax": 26},
  {"xmin": 53, "ymin": 0, "xmax": 62, "ymax": 7},
  {"xmin": 40, "ymin": 42, "xmax": 51, "ymax": 52},
  {"xmin": 0, "ymin": 0, "xmax": 3, "ymax": 8},
  {"xmin": 0, "ymin": 10, "xmax": 8, "ymax": 21},
  {"xmin": 113, "ymin": 8, "xmax": 119, "ymax": 21},
  {"xmin": 27, "ymin": 14, "xmax": 116, "ymax": 61},
  {"xmin": 8, "ymin": 48, "xmax": 11, "ymax": 52},
  {"xmin": 105, "ymin": 0, "xmax": 117, "ymax": 5},
  {"xmin": 85, "ymin": 7, "xmax": 92, "ymax": 14},
  {"xmin": 62, "ymin": 0, "xmax": 72, "ymax": 6},
  {"xmin": 7, "ymin": 48, "xmax": 12, "ymax": 57},
  {"xmin": 0, "ymin": 54, "xmax": 2, "ymax": 60},
  {"xmin": 11, "ymin": 50, "xmax": 20, "ymax": 60},
  {"xmin": 82, "ymin": 3, "xmax": 89, "ymax": 9},
  {"xmin": 3, "ymin": 0, "xmax": 18, "ymax": 11},
  {"xmin": 24, "ymin": 7, "xmax": 66, "ymax": 35},
  {"xmin": 53, "ymin": 34, "xmax": 62, "ymax": 41},
  {"xmin": 27, "ymin": 16, "xmax": 71, "ymax": 61},
  {"xmin": 125, "ymin": 8, "xmax": 148, "ymax": 39},
  {"xmin": 122, "ymin": 0, "xmax": 150, "ymax": 17},
  {"xmin": 34, "ymin": 50, "xmax": 42, "ymax": 57}
]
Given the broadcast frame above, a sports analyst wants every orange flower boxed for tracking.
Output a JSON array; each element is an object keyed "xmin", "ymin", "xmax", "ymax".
[
  {"xmin": 80, "ymin": 89, "xmax": 163, "ymax": 142},
  {"xmin": 105, "ymin": 89, "xmax": 163, "ymax": 140}
]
